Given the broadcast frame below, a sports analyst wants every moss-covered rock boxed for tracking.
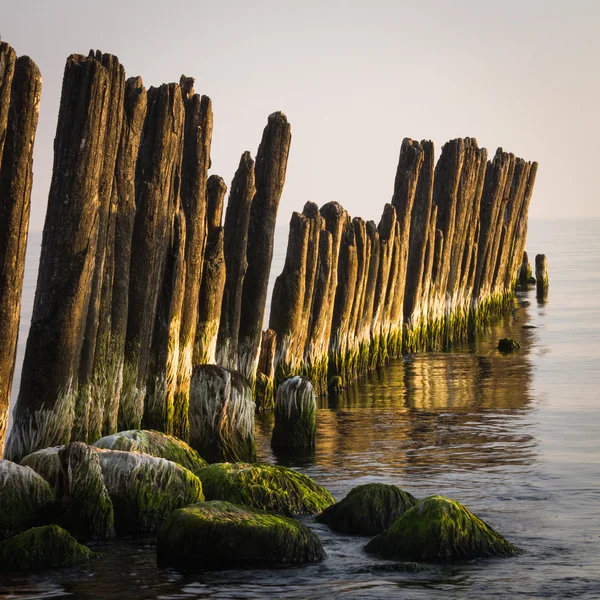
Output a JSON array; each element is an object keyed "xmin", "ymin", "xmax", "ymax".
[
  {"xmin": 0, "ymin": 525, "xmax": 94, "ymax": 571},
  {"xmin": 317, "ymin": 483, "xmax": 419, "ymax": 535},
  {"xmin": 96, "ymin": 449, "xmax": 204, "ymax": 534},
  {"xmin": 157, "ymin": 500, "xmax": 326, "ymax": 568},
  {"xmin": 93, "ymin": 429, "xmax": 208, "ymax": 475},
  {"xmin": 198, "ymin": 462, "xmax": 334, "ymax": 516},
  {"xmin": 497, "ymin": 338, "xmax": 521, "ymax": 353},
  {"xmin": 20, "ymin": 446, "xmax": 62, "ymax": 488},
  {"xmin": 58, "ymin": 442, "xmax": 115, "ymax": 540},
  {"xmin": 365, "ymin": 495, "xmax": 521, "ymax": 560},
  {"xmin": 0, "ymin": 460, "xmax": 55, "ymax": 541}
]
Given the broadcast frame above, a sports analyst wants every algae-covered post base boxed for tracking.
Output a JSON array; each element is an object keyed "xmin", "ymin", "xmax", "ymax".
[
  {"xmin": 157, "ymin": 501, "xmax": 326, "ymax": 569},
  {"xmin": 517, "ymin": 251, "xmax": 534, "ymax": 288},
  {"xmin": 365, "ymin": 495, "xmax": 521, "ymax": 561},
  {"xmin": 498, "ymin": 337, "xmax": 520, "ymax": 353},
  {"xmin": 255, "ymin": 329, "xmax": 276, "ymax": 411},
  {"xmin": 189, "ymin": 365, "xmax": 256, "ymax": 463},
  {"xmin": 271, "ymin": 376, "xmax": 317, "ymax": 452}
]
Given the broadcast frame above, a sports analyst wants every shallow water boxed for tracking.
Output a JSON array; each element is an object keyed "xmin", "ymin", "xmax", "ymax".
[{"xmin": 2, "ymin": 218, "xmax": 599, "ymax": 599}]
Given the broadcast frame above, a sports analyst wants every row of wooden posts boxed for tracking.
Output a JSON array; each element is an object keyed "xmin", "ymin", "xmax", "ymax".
[{"xmin": 0, "ymin": 43, "xmax": 539, "ymax": 461}]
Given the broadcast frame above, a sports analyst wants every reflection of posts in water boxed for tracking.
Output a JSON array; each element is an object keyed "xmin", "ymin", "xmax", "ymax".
[{"xmin": 0, "ymin": 46, "xmax": 41, "ymax": 457}]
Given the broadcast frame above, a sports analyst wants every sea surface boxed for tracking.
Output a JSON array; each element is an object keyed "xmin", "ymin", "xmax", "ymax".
[{"xmin": 2, "ymin": 218, "xmax": 599, "ymax": 599}]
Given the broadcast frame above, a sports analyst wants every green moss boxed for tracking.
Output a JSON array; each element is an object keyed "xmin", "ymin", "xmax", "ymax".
[
  {"xmin": 157, "ymin": 500, "xmax": 326, "ymax": 568},
  {"xmin": 328, "ymin": 376, "xmax": 343, "ymax": 394},
  {"xmin": 96, "ymin": 450, "xmax": 204, "ymax": 534},
  {"xmin": 20, "ymin": 447, "xmax": 62, "ymax": 489},
  {"xmin": 93, "ymin": 429, "xmax": 207, "ymax": 476},
  {"xmin": 254, "ymin": 373, "xmax": 275, "ymax": 411},
  {"xmin": 0, "ymin": 525, "xmax": 94, "ymax": 571},
  {"xmin": 0, "ymin": 460, "xmax": 55, "ymax": 541},
  {"xmin": 198, "ymin": 462, "xmax": 334, "ymax": 516},
  {"xmin": 317, "ymin": 483, "xmax": 419, "ymax": 535},
  {"xmin": 498, "ymin": 338, "xmax": 521, "ymax": 353},
  {"xmin": 365, "ymin": 495, "xmax": 521, "ymax": 561}
]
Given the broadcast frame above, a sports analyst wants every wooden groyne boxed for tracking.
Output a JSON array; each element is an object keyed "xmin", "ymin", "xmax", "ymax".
[
  {"xmin": 266, "ymin": 138, "xmax": 538, "ymax": 397},
  {"xmin": 2, "ymin": 42, "xmax": 538, "ymax": 459}
]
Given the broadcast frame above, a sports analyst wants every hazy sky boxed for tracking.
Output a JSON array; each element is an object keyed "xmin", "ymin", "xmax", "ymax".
[{"xmin": 2, "ymin": 0, "xmax": 599, "ymax": 232}]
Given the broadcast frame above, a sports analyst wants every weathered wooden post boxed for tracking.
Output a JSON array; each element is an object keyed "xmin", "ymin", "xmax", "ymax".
[
  {"xmin": 216, "ymin": 152, "xmax": 255, "ymax": 370},
  {"xmin": 76, "ymin": 51, "xmax": 125, "ymax": 444},
  {"xmin": 0, "ymin": 51, "xmax": 41, "ymax": 455},
  {"xmin": 123, "ymin": 82, "xmax": 185, "ymax": 431},
  {"xmin": 173, "ymin": 77, "xmax": 213, "ymax": 439},
  {"xmin": 6, "ymin": 54, "xmax": 109, "ymax": 462},
  {"xmin": 269, "ymin": 211, "xmax": 310, "ymax": 381},
  {"xmin": 271, "ymin": 376, "xmax": 317, "ymax": 451},
  {"xmin": 189, "ymin": 364, "xmax": 256, "ymax": 463},
  {"xmin": 518, "ymin": 251, "xmax": 534, "ymax": 287},
  {"xmin": 535, "ymin": 254, "xmax": 549, "ymax": 300},
  {"xmin": 194, "ymin": 177, "xmax": 227, "ymax": 367},
  {"xmin": 255, "ymin": 328, "xmax": 277, "ymax": 410},
  {"xmin": 108, "ymin": 76, "xmax": 147, "ymax": 435},
  {"xmin": 238, "ymin": 112, "xmax": 291, "ymax": 387}
]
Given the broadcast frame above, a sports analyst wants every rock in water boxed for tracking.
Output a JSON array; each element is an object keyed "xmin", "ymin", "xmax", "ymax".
[
  {"xmin": 57, "ymin": 442, "xmax": 115, "ymax": 541},
  {"xmin": 93, "ymin": 429, "xmax": 207, "ymax": 475},
  {"xmin": 0, "ymin": 460, "xmax": 54, "ymax": 541},
  {"xmin": 96, "ymin": 449, "xmax": 204, "ymax": 534},
  {"xmin": 317, "ymin": 483, "xmax": 419, "ymax": 535},
  {"xmin": 365, "ymin": 495, "xmax": 520, "ymax": 560},
  {"xmin": 271, "ymin": 376, "xmax": 317, "ymax": 451},
  {"xmin": 198, "ymin": 462, "xmax": 334, "ymax": 516},
  {"xmin": 189, "ymin": 364, "xmax": 256, "ymax": 463},
  {"xmin": 498, "ymin": 338, "xmax": 520, "ymax": 353},
  {"xmin": 0, "ymin": 525, "xmax": 94, "ymax": 571},
  {"xmin": 156, "ymin": 500, "xmax": 325, "ymax": 568}
]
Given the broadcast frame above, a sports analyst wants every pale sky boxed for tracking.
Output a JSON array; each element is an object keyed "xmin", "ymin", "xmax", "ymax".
[{"xmin": 2, "ymin": 0, "xmax": 599, "ymax": 232}]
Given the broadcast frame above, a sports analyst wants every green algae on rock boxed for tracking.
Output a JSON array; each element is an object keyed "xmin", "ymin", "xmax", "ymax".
[
  {"xmin": 92, "ymin": 429, "xmax": 207, "ymax": 475},
  {"xmin": 317, "ymin": 483, "xmax": 419, "ymax": 535},
  {"xmin": 365, "ymin": 495, "xmax": 521, "ymax": 561},
  {"xmin": 20, "ymin": 446, "xmax": 62, "ymax": 488},
  {"xmin": 157, "ymin": 500, "xmax": 325, "ymax": 568},
  {"xmin": 96, "ymin": 449, "xmax": 204, "ymax": 534},
  {"xmin": 0, "ymin": 459, "xmax": 55, "ymax": 541},
  {"xmin": 497, "ymin": 338, "xmax": 521, "ymax": 353},
  {"xmin": 0, "ymin": 525, "xmax": 94, "ymax": 571},
  {"xmin": 198, "ymin": 462, "xmax": 334, "ymax": 516}
]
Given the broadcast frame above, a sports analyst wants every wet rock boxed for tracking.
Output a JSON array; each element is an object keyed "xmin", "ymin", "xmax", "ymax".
[
  {"xmin": 0, "ymin": 525, "xmax": 94, "ymax": 571},
  {"xmin": 157, "ymin": 500, "xmax": 326, "ymax": 568},
  {"xmin": 189, "ymin": 364, "xmax": 256, "ymax": 463},
  {"xmin": 0, "ymin": 459, "xmax": 55, "ymax": 541},
  {"xmin": 497, "ymin": 338, "xmax": 520, "ymax": 353},
  {"xmin": 198, "ymin": 462, "xmax": 334, "ymax": 516},
  {"xmin": 57, "ymin": 442, "xmax": 115, "ymax": 541},
  {"xmin": 20, "ymin": 446, "xmax": 62, "ymax": 488},
  {"xmin": 96, "ymin": 449, "xmax": 204, "ymax": 534},
  {"xmin": 365, "ymin": 495, "xmax": 520, "ymax": 560},
  {"xmin": 93, "ymin": 429, "xmax": 207, "ymax": 475},
  {"xmin": 271, "ymin": 376, "xmax": 316, "ymax": 451},
  {"xmin": 317, "ymin": 483, "xmax": 419, "ymax": 535}
]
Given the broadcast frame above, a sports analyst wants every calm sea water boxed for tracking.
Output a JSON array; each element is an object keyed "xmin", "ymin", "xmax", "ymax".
[{"xmin": 2, "ymin": 218, "xmax": 599, "ymax": 599}]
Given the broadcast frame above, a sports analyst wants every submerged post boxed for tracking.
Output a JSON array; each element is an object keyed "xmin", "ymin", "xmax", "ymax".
[{"xmin": 535, "ymin": 254, "xmax": 549, "ymax": 300}]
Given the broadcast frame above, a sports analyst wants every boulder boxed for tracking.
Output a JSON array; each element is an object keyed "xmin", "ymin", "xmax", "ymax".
[
  {"xmin": 317, "ymin": 483, "xmax": 419, "ymax": 535},
  {"xmin": 20, "ymin": 446, "xmax": 62, "ymax": 488},
  {"xmin": 365, "ymin": 495, "xmax": 520, "ymax": 560},
  {"xmin": 96, "ymin": 449, "xmax": 204, "ymax": 534},
  {"xmin": 0, "ymin": 459, "xmax": 55, "ymax": 541},
  {"xmin": 198, "ymin": 462, "xmax": 334, "ymax": 516},
  {"xmin": 93, "ymin": 429, "xmax": 207, "ymax": 475},
  {"xmin": 157, "ymin": 500, "xmax": 325, "ymax": 568},
  {"xmin": 0, "ymin": 525, "xmax": 93, "ymax": 571}
]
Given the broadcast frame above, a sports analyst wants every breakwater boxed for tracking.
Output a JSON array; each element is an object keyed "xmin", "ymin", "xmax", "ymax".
[{"xmin": 0, "ymin": 42, "xmax": 537, "ymax": 460}]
